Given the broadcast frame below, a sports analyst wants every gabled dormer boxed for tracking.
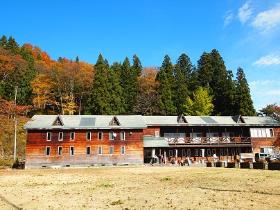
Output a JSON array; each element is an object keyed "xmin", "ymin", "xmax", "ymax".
[
  {"xmin": 52, "ymin": 115, "xmax": 64, "ymax": 126},
  {"xmin": 109, "ymin": 116, "xmax": 121, "ymax": 126},
  {"xmin": 177, "ymin": 114, "xmax": 188, "ymax": 123},
  {"xmin": 232, "ymin": 115, "xmax": 245, "ymax": 123}
]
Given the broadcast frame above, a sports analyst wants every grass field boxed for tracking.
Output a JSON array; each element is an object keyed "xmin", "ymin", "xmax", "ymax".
[{"xmin": 0, "ymin": 166, "xmax": 280, "ymax": 210}]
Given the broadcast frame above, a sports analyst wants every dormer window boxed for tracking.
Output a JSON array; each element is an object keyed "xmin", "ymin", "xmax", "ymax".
[
  {"xmin": 177, "ymin": 114, "xmax": 188, "ymax": 123},
  {"xmin": 53, "ymin": 115, "xmax": 64, "ymax": 126},
  {"xmin": 109, "ymin": 116, "xmax": 121, "ymax": 126},
  {"xmin": 232, "ymin": 115, "xmax": 245, "ymax": 123}
]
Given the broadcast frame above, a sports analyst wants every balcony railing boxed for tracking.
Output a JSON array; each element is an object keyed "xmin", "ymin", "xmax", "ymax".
[{"xmin": 165, "ymin": 137, "xmax": 251, "ymax": 145}]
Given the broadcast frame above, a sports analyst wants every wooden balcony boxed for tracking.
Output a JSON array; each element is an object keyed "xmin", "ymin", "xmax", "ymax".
[{"xmin": 165, "ymin": 136, "xmax": 251, "ymax": 145}]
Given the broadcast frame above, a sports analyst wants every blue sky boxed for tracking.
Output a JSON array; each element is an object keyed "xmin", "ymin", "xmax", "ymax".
[{"xmin": 1, "ymin": 0, "xmax": 280, "ymax": 111}]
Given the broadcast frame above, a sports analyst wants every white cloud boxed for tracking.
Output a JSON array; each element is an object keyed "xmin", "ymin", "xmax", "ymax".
[
  {"xmin": 253, "ymin": 54, "xmax": 280, "ymax": 66},
  {"xmin": 238, "ymin": 1, "xmax": 252, "ymax": 24},
  {"xmin": 252, "ymin": 5, "xmax": 280, "ymax": 32},
  {"xmin": 224, "ymin": 11, "xmax": 234, "ymax": 26},
  {"xmin": 266, "ymin": 90, "xmax": 280, "ymax": 96}
]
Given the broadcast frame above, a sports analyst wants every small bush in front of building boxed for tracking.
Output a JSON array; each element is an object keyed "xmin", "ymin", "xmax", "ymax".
[
  {"xmin": 253, "ymin": 162, "xmax": 265, "ymax": 169},
  {"xmin": 206, "ymin": 162, "xmax": 212, "ymax": 167},
  {"xmin": 227, "ymin": 162, "xmax": 236, "ymax": 168},
  {"xmin": 0, "ymin": 158, "xmax": 13, "ymax": 168},
  {"xmin": 215, "ymin": 161, "xmax": 223, "ymax": 167},
  {"xmin": 12, "ymin": 158, "xmax": 25, "ymax": 169},
  {"xmin": 268, "ymin": 161, "xmax": 280, "ymax": 170},
  {"xmin": 240, "ymin": 162, "xmax": 250, "ymax": 169}
]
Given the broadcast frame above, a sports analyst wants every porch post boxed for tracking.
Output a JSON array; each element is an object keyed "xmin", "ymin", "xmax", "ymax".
[
  {"xmin": 164, "ymin": 150, "xmax": 167, "ymax": 164},
  {"xmin": 175, "ymin": 149, "xmax": 178, "ymax": 164}
]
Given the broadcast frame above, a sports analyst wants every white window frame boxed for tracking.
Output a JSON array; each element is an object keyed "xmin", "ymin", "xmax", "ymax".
[
  {"xmin": 58, "ymin": 132, "xmax": 63, "ymax": 141},
  {"xmin": 98, "ymin": 132, "xmax": 103, "ymax": 140},
  {"xmin": 45, "ymin": 146, "xmax": 51, "ymax": 156},
  {"xmin": 70, "ymin": 132, "xmax": 75, "ymax": 141},
  {"xmin": 109, "ymin": 131, "xmax": 114, "ymax": 141},
  {"xmin": 70, "ymin": 146, "xmax": 75, "ymax": 156},
  {"xmin": 109, "ymin": 146, "xmax": 114, "ymax": 155},
  {"xmin": 58, "ymin": 146, "xmax": 62, "ymax": 156},
  {"xmin": 120, "ymin": 131, "xmax": 126, "ymax": 141},
  {"xmin": 98, "ymin": 146, "xmax": 103, "ymax": 155},
  {"xmin": 86, "ymin": 131, "xmax": 91, "ymax": 141},
  {"xmin": 155, "ymin": 131, "xmax": 160, "ymax": 137},
  {"xmin": 121, "ymin": 146, "xmax": 126, "ymax": 155},
  {"xmin": 250, "ymin": 128, "xmax": 274, "ymax": 138},
  {"xmin": 86, "ymin": 146, "xmax": 91, "ymax": 156},
  {"xmin": 46, "ymin": 132, "xmax": 52, "ymax": 141}
]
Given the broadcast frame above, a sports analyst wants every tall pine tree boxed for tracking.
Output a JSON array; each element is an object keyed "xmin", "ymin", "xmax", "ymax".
[
  {"xmin": 173, "ymin": 53, "xmax": 192, "ymax": 114},
  {"xmin": 156, "ymin": 55, "xmax": 176, "ymax": 115},
  {"xmin": 86, "ymin": 54, "xmax": 110, "ymax": 114},
  {"xmin": 234, "ymin": 67, "xmax": 255, "ymax": 116},
  {"xmin": 108, "ymin": 62, "xmax": 125, "ymax": 114},
  {"xmin": 197, "ymin": 49, "xmax": 236, "ymax": 115}
]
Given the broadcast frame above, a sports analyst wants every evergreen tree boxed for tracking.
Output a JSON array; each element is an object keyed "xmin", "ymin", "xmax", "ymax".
[
  {"xmin": 210, "ymin": 49, "xmax": 232, "ymax": 115},
  {"xmin": 120, "ymin": 56, "xmax": 141, "ymax": 114},
  {"xmin": 86, "ymin": 54, "xmax": 110, "ymax": 114},
  {"xmin": 197, "ymin": 52, "xmax": 213, "ymax": 87},
  {"xmin": 234, "ymin": 67, "xmax": 255, "ymax": 116},
  {"xmin": 173, "ymin": 53, "xmax": 192, "ymax": 114},
  {"xmin": 0, "ymin": 35, "xmax": 7, "ymax": 48},
  {"xmin": 120, "ymin": 57, "xmax": 131, "ymax": 113},
  {"xmin": 156, "ymin": 55, "xmax": 176, "ymax": 115},
  {"xmin": 197, "ymin": 49, "xmax": 236, "ymax": 115},
  {"xmin": 131, "ymin": 54, "xmax": 142, "ymax": 76},
  {"xmin": 108, "ymin": 62, "xmax": 125, "ymax": 114},
  {"xmin": 6, "ymin": 36, "xmax": 19, "ymax": 54}
]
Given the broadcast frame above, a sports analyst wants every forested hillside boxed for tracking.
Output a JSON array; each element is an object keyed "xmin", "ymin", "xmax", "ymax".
[
  {"xmin": 0, "ymin": 35, "xmax": 256, "ymax": 117},
  {"xmin": 0, "ymin": 35, "xmax": 257, "ymax": 163}
]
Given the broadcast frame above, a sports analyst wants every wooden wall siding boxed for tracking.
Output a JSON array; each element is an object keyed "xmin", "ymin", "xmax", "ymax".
[
  {"xmin": 143, "ymin": 127, "xmax": 160, "ymax": 136},
  {"xmin": 25, "ymin": 129, "xmax": 144, "ymax": 168},
  {"xmin": 273, "ymin": 127, "xmax": 280, "ymax": 147},
  {"xmin": 251, "ymin": 127, "xmax": 280, "ymax": 153}
]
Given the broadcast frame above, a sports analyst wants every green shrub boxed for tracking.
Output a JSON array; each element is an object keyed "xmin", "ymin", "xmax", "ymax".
[
  {"xmin": 253, "ymin": 162, "xmax": 265, "ymax": 170},
  {"xmin": 227, "ymin": 162, "xmax": 236, "ymax": 168},
  {"xmin": 0, "ymin": 158, "xmax": 13, "ymax": 168},
  {"xmin": 240, "ymin": 162, "xmax": 250, "ymax": 169}
]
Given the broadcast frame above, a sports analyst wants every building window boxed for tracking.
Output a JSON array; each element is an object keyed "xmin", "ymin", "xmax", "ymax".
[
  {"xmin": 70, "ymin": 132, "xmax": 75, "ymax": 141},
  {"xmin": 70, "ymin": 146, "xmax": 74, "ymax": 156},
  {"xmin": 46, "ymin": 132, "xmax": 51, "ymax": 141},
  {"xmin": 86, "ymin": 131, "xmax": 91, "ymax": 141},
  {"xmin": 109, "ymin": 131, "xmax": 114, "ymax": 140},
  {"xmin": 109, "ymin": 146, "xmax": 114, "ymax": 155},
  {"xmin": 58, "ymin": 132, "xmax": 63, "ymax": 141},
  {"xmin": 250, "ymin": 128, "xmax": 274, "ymax": 138},
  {"xmin": 155, "ymin": 131, "xmax": 160, "ymax": 137},
  {"xmin": 270, "ymin": 129, "xmax": 274, "ymax": 137},
  {"xmin": 121, "ymin": 146, "xmax": 125, "ymax": 155},
  {"xmin": 46, "ymin": 146, "xmax": 51, "ymax": 156},
  {"xmin": 120, "ymin": 131, "xmax": 125, "ymax": 141},
  {"xmin": 98, "ymin": 132, "xmax": 103, "ymax": 140},
  {"xmin": 86, "ymin": 146, "xmax": 91, "ymax": 156},
  {"xmin": 58, "ymin": 146, "xmax": 62, "ymax": 156},
  {"xmin": 98, "ymin": 146, "xmax": 103, "ymax": 155}
]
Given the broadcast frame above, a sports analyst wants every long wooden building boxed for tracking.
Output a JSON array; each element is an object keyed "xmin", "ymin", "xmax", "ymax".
[{"xmin": 24, "ymin": 115, "xmax": 280, "ymax": 168}]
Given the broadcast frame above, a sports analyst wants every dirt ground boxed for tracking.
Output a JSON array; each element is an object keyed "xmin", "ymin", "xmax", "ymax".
[{"xmin": 0, "ymin": 166, "xmax": 280, "ymax": 210}]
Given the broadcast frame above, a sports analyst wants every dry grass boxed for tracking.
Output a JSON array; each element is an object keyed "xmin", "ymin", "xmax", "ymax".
[{"xmin": 0, "ymin": 166, "xmax": 280, "ymax": 210}]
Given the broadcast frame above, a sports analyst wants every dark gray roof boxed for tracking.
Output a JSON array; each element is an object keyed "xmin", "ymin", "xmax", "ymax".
[
  {"xmin": 24, "ymin": 115, "xmax": 147, "ymax": 130},
  {"xmin": 24, "ymin": 115, "xmax": 280, "ymax": 130}
]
